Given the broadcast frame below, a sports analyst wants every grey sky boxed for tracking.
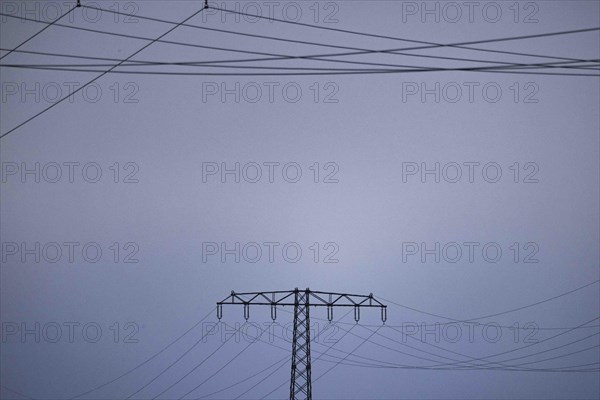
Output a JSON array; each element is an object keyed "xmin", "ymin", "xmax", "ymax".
[{"xmin": 1, "ymin": 1, "xmax": 599, "ymax": 399}]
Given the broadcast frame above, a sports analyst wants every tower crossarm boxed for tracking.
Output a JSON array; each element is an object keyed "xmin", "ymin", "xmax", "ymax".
[{"xmin": 217, "ymin": 288, "xmax": 387, "ymax": 322}]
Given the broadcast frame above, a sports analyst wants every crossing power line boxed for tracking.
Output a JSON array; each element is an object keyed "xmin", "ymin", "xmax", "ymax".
[{"xmin": 1, "ymin": 5, "xmax": 599, "ymax": 138}]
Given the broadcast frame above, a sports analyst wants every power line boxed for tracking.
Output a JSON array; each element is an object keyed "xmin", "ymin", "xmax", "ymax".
[
  {"xmin": 178, "ymin": 324, "xmax": 262, "ymax": 399},
  {"xmin": 0, "ymin": 5, "xmax": 77, "ymax": 61},
  {"xmin": 233, "ymin": 346, "xmax": 303, "ymax": 399},
  {"xmin": 212, "ymin": 5, "xmax": 599, "ymax": 50},
  {"xmin": 366, "ymin": 317, "xmax": 600, "ymax": 370},
  {"xmin": 2, "ymin": 32, "xmax": 596, "ymax": 76},
  {"xmin": 234, "ymin": 308, "xmax": 359, "ymax": 400},
  {"xmin": 0, "ymin": 13, "xmax": 316, "ymax": 67},
  {"xmin": 0, "ymin": 12, "xmax": 424, "ymax": 72},
  {"xmin": 311, "ymin": 315, "xmax": 600, "ymax": 372},
  {"xmin": 298, "ymin": 332, "xmax": 600, "ymax": 373},
  {"xmin": 0, "ymin": 385, "xmax": 34, "ymax": 400},
  {"xmin": 283, "ymin": 305, "xmax": 600, "ymax": 331},
  {"xmin": 312, "ymin": 325, "xmax": 384, "ymax": 386},
  {"xmin": 254, "ymin": 335, "xmax": 600, "ymax": 372},
  {"xmin": 124, "ymin": 318, "xmax": 220, "ymax": 399},
  {"xmin": 250, "ymin": 334, "xmax": 401, "ymax": 372},
  {"xmin": 318, "ymin": 352, "xmax": 600, "ymax": 372},
  {"xmin": 5, "ymin": 63, "xmax": 599, "ymax": 77},
  {"xmin": 81, "ymin": 4, "xmax": 599, "ymax": 70},
  {"xmin": 0, "ymin": 4, "xmax": 208, "ymax": 140},
  {"xmin": 1, "ymin": 61, "xmax": 390, "ymax": 72},
  {"xmin": 361, "ymin": 324, "xmax": 525, "ymax": 370},
  {"xmin": 444, "ymin": 44, "xmax": 598, "ymax": 64},
  {"xmin": 148, "ymin": 320, "xmax": 246, "ymax": 399},
  {"xmin": 379, "ymin": 279, "xmax": 600, "ymax": 326},
  {"xmin": 232, "ymin": 358, "xmax": 288, "ymax": 400},
  {"xmin": 1, "ymin": 12, "xmax": 598, "ymax": 74},
  {"xmin": 455, "ymin": 331, "xmax": 600, "ymax": 369},
  {"xmin": 218, "ymin": 322, "xmax": 434, "ymax": 374},
  {"xmin": 196, "ymin": 356, "xmax": 290, "ymax": 399},
  {"xmin": 73, "ymin": 283, "xmax": 593, "ymax": 400},
  {"xmin": 197, "ymin": 308, "xmax": 357, "ymax": 400},
  {"xmin": 182, "ymin": 322, "xmax": 360, "ymax": 399},
  {"xmin": 82, "ymin": 4, "xmax": 405, "ymax": 53},
  {"xmin": 480, "ymin": 69, "xmax": 599, "ymax": 77},
  {"xmin": 211, "ymin": 4, "xmax": 600, "ymax": 65},
  {"xmin": 323, "ymin": 322, "xmax": 599, "ymax": 372},
  {"xmin": 378, "ymin": 325, "xmax": 600, "ymax": 370},
  {"xmin": 5, "ymin": 41, "xmax": 596, "ymax": 77},
  {"xmin": 68, "ymin": 307, "xmax": 216, "ymax": 399},
  {"xmin": 0, "ymin": 12, "xmax": 471, "ymax": 75},
  {"xmin": 259, "ymin": 324, "xmax": 360, "ymax": 399},
  {"xmin": 188, "ymin": 320, "xmax": 380, "ymax": 398},
  {"xmin": 280, "ymin": 306, "xmax": 600, "ymax": 372},
  {"xmin": 510, "ymin": 343, "xmax": 599, "ymax": 368},
  {"xmin": 266, "ymin": 291, "xmax": 598, "ymax": 372},
  {"xmin": 4, "ymin": 57, "xmax": 598, "ymax": 72},
  {"xmin": 379, "ymin": 323, "xmax": 598, "ymax": 370}
]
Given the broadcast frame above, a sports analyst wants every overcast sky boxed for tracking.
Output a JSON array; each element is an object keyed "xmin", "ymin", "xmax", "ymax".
[{"xmin": 1, "ymin": 1, "xmax": 599, "ymax": 399}]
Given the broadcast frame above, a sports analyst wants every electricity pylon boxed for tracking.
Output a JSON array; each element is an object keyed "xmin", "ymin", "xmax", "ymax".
[{"xmin": 217, "ymin": 288, "xmax": 387, "ymax": 400}]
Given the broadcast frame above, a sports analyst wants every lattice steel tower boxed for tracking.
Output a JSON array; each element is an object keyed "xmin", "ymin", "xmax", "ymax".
[{"xmin": 217, "ymin": 288, "xmax": 387, "ymax": 400}]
